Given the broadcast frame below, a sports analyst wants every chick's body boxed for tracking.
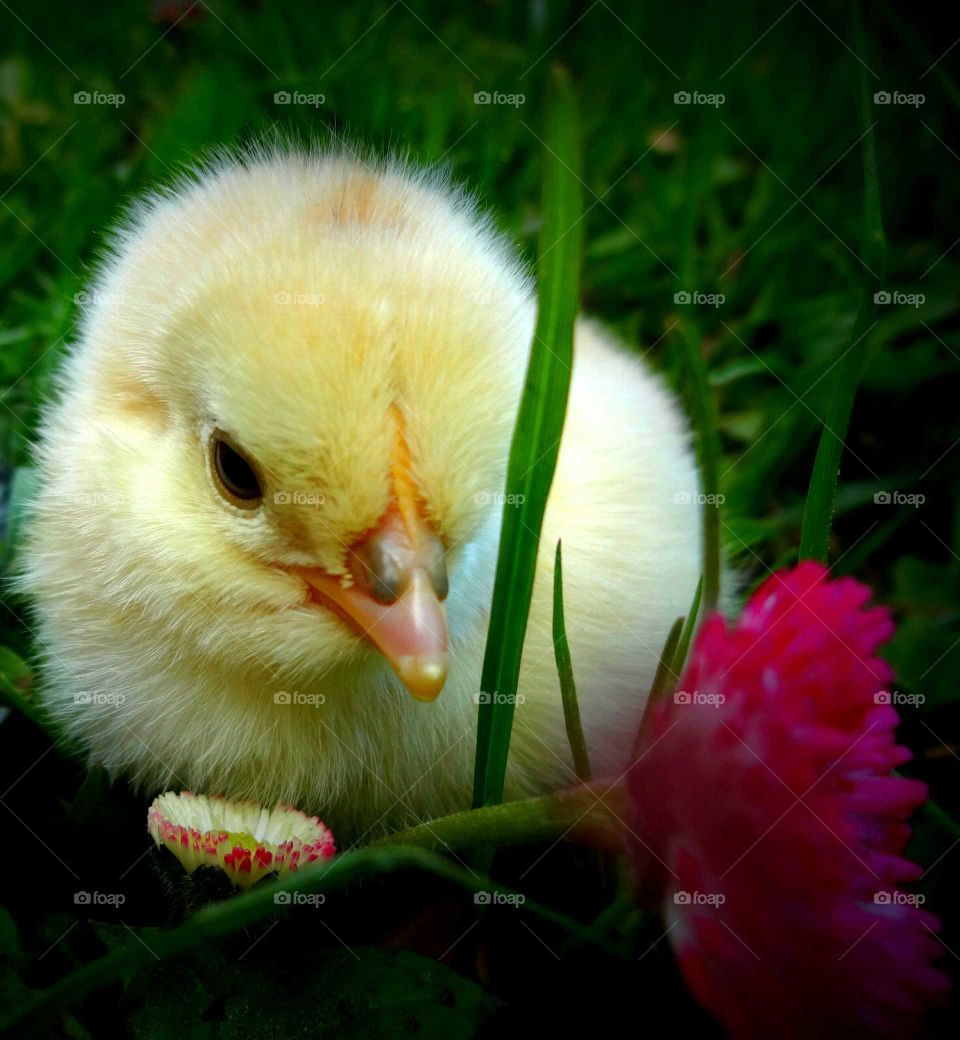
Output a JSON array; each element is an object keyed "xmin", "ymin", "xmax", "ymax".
[{"xmin": 24, "ymin": 150, "xmax": 702, "ymax": 842}]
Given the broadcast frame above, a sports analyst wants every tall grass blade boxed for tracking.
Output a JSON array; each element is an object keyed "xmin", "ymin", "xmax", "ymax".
[
  {"xmin": 649, "ymin": 617, "xmax": 683, "ymax": 704},
  {"xmin": 671, "ymin": 575, "xmax": 703, "ymax": 677},
  {"xmin": 634, "ymin": 616, "xmax": 683, "ymax": 750},
  {"xmin": 472, "ymin": 65, "xmax": 583, "ymax": 808},
  {"xmin": 799, "ymin": 0, "xmax": 886, "ymax": 562}
]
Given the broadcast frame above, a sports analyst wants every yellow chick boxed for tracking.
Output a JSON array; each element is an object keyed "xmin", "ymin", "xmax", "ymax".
[{"xmin": 22, "ymin": 147, "xmax": 702, "ymax": 842}]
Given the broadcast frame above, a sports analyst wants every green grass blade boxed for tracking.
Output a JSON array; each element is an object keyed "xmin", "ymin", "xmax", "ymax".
[
  {"xmin": 799, "ymin": 0, "xmax": 886, "ymax": 562},
  {"xmin": 552, "ymin": 540, "xmax": 591, "ymax": 782},
  {"xmin": 0, "ymin": 664, "xmax": 45, "ymax": 733},
  {"xmin": 649, "ymin": 617, "xmax": 683, "ymax": 703},
  {"xmin": 634, "ymin": 616, "xmax": 683, "ymax": 748},
  {"xmin": 671, "ymin": 575, "xmax": 703, "ymax": 678},
  {"xmin": 472, "ymin": 65, "xmax": 583, "ymax": 809}
]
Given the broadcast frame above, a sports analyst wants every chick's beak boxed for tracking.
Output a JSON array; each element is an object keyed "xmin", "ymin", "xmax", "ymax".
[{"xmin": 295, "ymin": 510, "xmax": 449, "ymax": 701}]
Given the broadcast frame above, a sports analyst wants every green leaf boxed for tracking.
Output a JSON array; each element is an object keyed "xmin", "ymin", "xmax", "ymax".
[
  {"xmin": 0, "ymin": 908, "xmax": 19, "ymax": 960},
  {"xmin": 226, "ymin": 948, "xmax": 492, "ymax": 1039},
  {"xmin": 0, "ymin": 907, "xmax": 33, "ymax": 1028},
  {"xmin": 376, "ymin": 791, "xmax": 614, "ymax": 859},
  {"xmin": 0, "ymin": 645, "xmax": 32, "ymax": 692},
  {"xmin": 910, "ymin": 801, "xmax": 960, "ymax": 914},
  {"xmin": 127, "ymin": 956, "xmax": 215, "ymax": 1040},
  {"xmin": 127, "ymin": 948, "xmax": 495, "ymax": 1040},
  {"xmin": 0, "ymin": 645, "xmax": 42, "ymax": 729},
  {"xmin": 472, "ymin": 65, "xmax": 583, "ymax": 809},
  {"xmin": 883, "ymin": 557, "xmax": 960, "ymax": 710},
  {"xmin": 552, "ymin": 540, "xmax": 590, "ymax": 782},
  {"xmin": 0, "ymin": 644, "xmax": 70, "ymax": 746},
  {"xmin": 1, "ymin": 845, "xmax": 594, "ymax": 1033},
  {"xmin": 0, "ymin": 464, "xmax": 37, "ymax": 572}
]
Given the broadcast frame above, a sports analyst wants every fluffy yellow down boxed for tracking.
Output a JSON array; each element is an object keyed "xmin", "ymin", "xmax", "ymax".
[{"xmin": 22, "ymin": 146, "xmax": 703, "ymax": 842}]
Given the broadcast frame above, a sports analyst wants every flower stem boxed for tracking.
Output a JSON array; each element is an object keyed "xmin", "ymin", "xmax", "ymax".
[
  {"xmin": 553, "ymin": 540, "xmax": 592, "ymax": 782},
  {"xmin": 374, "ymin": 786, "xmax": 623, "ymax": 854}
]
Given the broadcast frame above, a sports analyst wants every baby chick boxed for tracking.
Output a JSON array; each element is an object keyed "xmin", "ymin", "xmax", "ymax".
[{"xmin": 22, "ymin": 148, "xmax": 703, "ymax": 841}]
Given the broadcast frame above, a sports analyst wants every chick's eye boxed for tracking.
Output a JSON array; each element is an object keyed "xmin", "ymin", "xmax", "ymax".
[{"xmin": 211, "ymin": 436, "xmax": 262, "ymax": 506}]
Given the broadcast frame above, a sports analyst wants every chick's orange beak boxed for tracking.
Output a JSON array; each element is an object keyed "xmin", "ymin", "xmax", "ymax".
[{"xmin": 295, "ymin": 509, "xmax": 449, "ymax": 701}]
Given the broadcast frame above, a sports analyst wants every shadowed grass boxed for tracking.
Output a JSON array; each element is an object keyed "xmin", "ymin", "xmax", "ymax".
[{"xmin": 0, "ymin": 840, "xmax": 613, "ymax": 1036}]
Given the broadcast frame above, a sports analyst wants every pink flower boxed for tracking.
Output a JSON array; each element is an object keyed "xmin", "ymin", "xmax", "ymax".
[
  {"xmin": 147, "ymin": 791, "xmax": 336, "ymax": 889},
  {"xmin": 627, "ymin": 561, "xmax": 949, "ymax": 1038}
]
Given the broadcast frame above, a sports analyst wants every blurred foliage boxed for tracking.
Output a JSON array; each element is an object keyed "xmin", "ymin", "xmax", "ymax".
[{"xmin": 0, "ymin": 0, "xmax": 958, "ymax": 1035}]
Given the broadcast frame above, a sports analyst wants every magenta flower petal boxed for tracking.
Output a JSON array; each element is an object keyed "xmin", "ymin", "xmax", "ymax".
[{"xmin": 627, "ymin": 561, "xmax": 949, "ymax": 1038}]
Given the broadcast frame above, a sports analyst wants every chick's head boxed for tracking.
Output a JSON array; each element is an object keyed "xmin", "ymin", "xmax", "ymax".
[{"xmin": 35, "ymin": 152, "xmax": 534, "ymax": 705}]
